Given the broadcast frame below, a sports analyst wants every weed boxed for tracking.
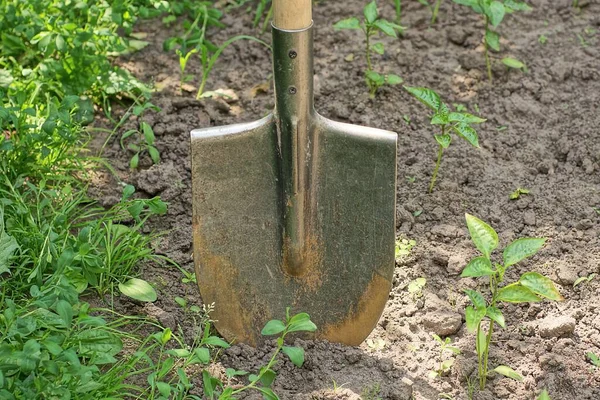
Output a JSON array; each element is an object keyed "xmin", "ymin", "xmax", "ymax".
[
  {"xmin": 429, "ymin": 334, "xmax": 461, "ymax": 379},
  {"xmin": 406, "ymin": 175, "xmax": 416, "ymax": 183},
  {"xmin": 413, "ymin": 210, "xmax": 423, "ymax": 217},
  {"xmin": 396, "ymin": 238, "xmax": 417, "ymax": 258},
  {"xmin": 452, "ymin": 0, "xmax": 532, "ymax": 82},
  {"xmin": 121, "ymin": 120, "xmax": 161, "ymax": 168},
  {"xmin": 417, "ymin": 0, "xmax": 445, "ymax": 25},
  {"xmin": 392, "ymin": 0, "xmax": 402, "ymax": 24},
  {"xmin": 176, "ymin": 47, "xmax": 199, "ymax": 92},
  {"xmin": 509, "ymin": 187, "xmax": 530, "ymax": 200},
  {"xmin": 254, "ymin": 0, "xmax": 274, "ymax": 33},
  {"xmin": 404, "ymin": 86, "xmax": 485, "ymax": 192},
  {"xmin": 361, "ymin": 383, "xmax": 383, "ymax": 400},
  {"xmin": 574, "ymin": 273, "xmax": 596, "ymax": 288},
  {"xmin": 461, "ymin": 213, "xmax": 563, "ymax": 390},
  {"xmin": 538, "ymin": 389, "xmax": 551, "ymax": 400},
  {"xmin": 502, "ymin": 57, "xmax": 528, "ymax": 73},
  {"xmin": 334, "ymin": 1, "xmax": 404, "ymax": 98},
  {"xmin": 586, "ymin": 352, "xmax": 600, "ymax": 367},
  {"xmin": 408, "ymin": 277, "xmax": 427, "ymax": 300},
  {"xmin": 538, "ymin": 34, "xmax": 548, "ymax": 44}
]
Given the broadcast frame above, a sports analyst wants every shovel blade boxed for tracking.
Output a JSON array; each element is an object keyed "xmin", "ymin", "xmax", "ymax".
[{"xmin": 191, "ymin": 114, "xmax": 397, "ymax": 346}]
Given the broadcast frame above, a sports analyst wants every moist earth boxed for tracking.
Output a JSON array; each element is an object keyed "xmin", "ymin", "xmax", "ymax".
[{"xmin": 90, "ymin": 0, "xmax": 600, "ymax": 398}]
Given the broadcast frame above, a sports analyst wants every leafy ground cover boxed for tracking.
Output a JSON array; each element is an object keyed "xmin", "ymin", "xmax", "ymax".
[{"xmin": 3, "ymin": 0, "xmax": 600, "ymax": 399}]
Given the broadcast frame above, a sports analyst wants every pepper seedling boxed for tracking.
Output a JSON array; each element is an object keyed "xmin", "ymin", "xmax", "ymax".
[
  {"xmin": 452, "ymin": 0, "xmax": 532, "ymax": 82},
  {"xmin": 461, "ymin": 214, "xmax": 563, "ymax": 390},
  {"xmin": 403, "ymin": 86, "xmax": 485, "ymax": 192},
  {"xmin": 334, "ymin": 0, "xmax": 404, "ymax": 98}
]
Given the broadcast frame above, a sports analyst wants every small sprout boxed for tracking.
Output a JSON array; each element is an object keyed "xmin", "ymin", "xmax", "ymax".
[
  {"xmin": 573, "ymin": 273, "xmax": 596, "ymax": 288},
  {"xmin": 496, "ymin": 125, "xmax": 508, "ymax": 131},
  {"xmin": 406, "ymin": 175, "xmax": 416, "ymax": 183},
  {"xmin": 538, "ymin": 389, "xmax": 552, "ymax": 400},
  {"xmin": 430, "ymin": 334, "xmax": 461, "ymax": 379},
  {"xmin": 502, "ymin": 57, "xmax": 528, "ymax": 73},
  {"xmin": 417, "ymin": 0, "xmax": 445, "ymax": 25},
  {"xmin": 366, "ymin": 338, "xmax": 386, "ymax": 351},
  {"xmin": 587, "ymin": 352, "xmax": 600, "ymax": 367},
  {"xmin": 408, "ymin": 277, "xmax": 427, "ymax": 299},
  {"xmin": 395, "ymin": 238, "xmax": 416, "ymax": 258},
  {"xmin": 413, "ymin": 210, "xmax": 423, "ymax": 217},
  {"xmin": 404, "ymin": 86, "xmax": 486, "ymax": 192},
  {"xmin": 334, "ymin": 1, "xmax": 405, "ymax": 97},
  {"xmin": 509, "ymin": 187, "xmax": 530, "ymax": 200},
  {"xmin": 538, "ymin": 34, "xmax": 548, "ymax": 44},
  {"xmin": 453, "ymin": 103, "xmax": 467, "ymax": 112},
  {"xmin": 403, "ymin": 114, "xmax": 411, "ymax": 124}
]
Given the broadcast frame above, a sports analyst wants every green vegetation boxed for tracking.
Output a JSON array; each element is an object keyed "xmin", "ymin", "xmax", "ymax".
[
  {"xmin": 417, "ymin": 0, "xmax": 445, "ymax": 24},
  {"xmin": 452, "ymin": 0, "xmax": 532, "ymax": 82},
  {"xmin": 461, "ymin": 214, "xmax": 563, "ymax": 390},
  {"xmin": 403, "ymin": 86, "xmax": 486, "ymax": 192},
  {"xmin": 586, "ymin": 352, "xmax": 600, "ymax": 367},
  {"xmin": 429, "ymin": 334, "xmax": 461, "ymax": 379},
  {"xmin": 334, "ymin": 1, "xmax": 404, "ymax": 97},
  {"xmin": 509, "ymin": 187, "xmax": 530, "ymax": 200}
]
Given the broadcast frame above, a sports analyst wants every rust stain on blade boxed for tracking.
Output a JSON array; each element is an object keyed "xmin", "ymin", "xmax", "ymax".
[
  {"xmin": 319, "ymin": 272, "xmax": 391, "ymax": 346},
  {"xmin": 193, "ymin": 216, "xmax": 256, "ymax": 346}
]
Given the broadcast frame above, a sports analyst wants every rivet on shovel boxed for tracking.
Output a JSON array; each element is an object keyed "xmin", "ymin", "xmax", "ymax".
[{"xmin": 190, "ymin": 0, "xmax": 398, "ymax": 347}]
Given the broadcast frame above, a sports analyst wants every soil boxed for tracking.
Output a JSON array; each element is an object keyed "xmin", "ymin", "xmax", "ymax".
[{"xmin": 91, "ymin": 0, "xmax": 600, "ymax": 399}]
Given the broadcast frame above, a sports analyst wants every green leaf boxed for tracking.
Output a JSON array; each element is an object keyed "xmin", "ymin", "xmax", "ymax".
[
  {"xmin": 130, "ymin": 153, "xmax": 139, "ymax": 169},
  {"xmin": 147, "ymin": 198, "xmax": 167, "ymax": 215},
  {"xmin": 465, "ymin": 289, "xmax": 487, "ymax": 310},
  {"xmin": 122, "ymin": 184, "xmax": 135, "ymax": 201},
  {"xmin": 257, "ymin": 387, "xmax": 279, "ymax": 400},
  {"xmin": 486, "ymin": 306, "xmax": 505, "ymax": 328},
  {"xmin": 118, "ymin": 278, "xmax": 157, "ymax": 302},
  {"xmin": 386, "ymin": 74, "xmax": 403, "ymax": 85},
  {"xmin": 487, "ymin": 1, "xmax": 506, "ymax": 27},
  {"xmin": 371, "ymin": 42, "xmax": 385, "ymax": 55},
  {"xmin": 365, "ymin": 70, "xmax": 385, "ymax": 86},
  {"xmin": 55, "ymin": 300, "xmax": 73, "ymax": 327},
  {"xmin": 374, "ymin": 19, "xmax": 397, "ymax": 37},
  {"xmin": 148, "ymin": 146, "xmax": 160, "ymax": 164},
  {"xmin": 448, "ymin": 112, "xmax": 486, "ymax": 124},
  {"xmin": 461, "ymin": 256, "xmax": 494, "ymax": 277},
  {"xmin": 225, "ymin": 368, "xmax": 248, "ymax": 378},
  {"xmin": 260, "ymin": 368, "xmax": 277, "ymax": 387},
  {"xmin": 503, "ymin": 238, "xmax": 546, "ymax": 267},
  {"xmin": 156, "ymin": 381, "xmax": 171, "ymax": 397},
  {"xmin": 364, "ymin": 1, "xmax": 379, "ymax": 24},
  {"xmin": 194, "ymin": 347, "xmax": 210, "ymax": 364},
  {"xmin": 465, "ymin": 305, "xmax": 486, "ymax": 332},
  {"xmin": 334, "ymin": 17, "xmax": 361, "ymax": 30},
  {"xmin": 537, "ymin": 389, "xmax": 551, "ymax": 400},
  {"xmin": 287, "ymin": 312, "xmax": 317, "ymax": 333},
  {"xmin": 204, "ymin": 336, "xmax": 230, "ymax": 348},
  {"xmin": 403, "ymin": 86, "xmax": 441, "ymax": 110},
  {"xmin": 497, "ymin": 283, "xmax": 541, "ymax": 303},
  {"xmin": 494, "ymin": 365, "xmax": 523, "ymax": 381},
  {"xmin": 485, "ymin": 29, "xmax": 500, "ymax": 51},
  {"xmin": 465, "ymin": 214, "xmax": 498, "ymax": 258},
  {"xmin": 0, "ymin": 207, "xmax": 19, "ymax": 275},
  {"xmin": 166, "ymin": 348, "xmax": 191, "ymax": 357},
  {"xmin": 502, "ymin": 57, "xmax": 526, "ymax": 70},
  {"xmin": 503, "ymin": 0, "xmax": 532, "ymax": 12},
  {"xmin": 261, "ymin": 319, "xmax": 286, "ymax": 335},
  {"xmin": 77, "ymin": 329, "xmax": 123, "ymax": 358},
  {"xmin": 434, "ymin": 134, "xmax": 452, "ymax": 149},
  {"xmin": 519, "ymin": 272, "xmax": 563, "ymax": 301},
  {"xmin": 453, "ymin": 123, "xmax": 479, "ymax": 147},
  {"xmin": 141, "ymin": 121, "xmax": 155, "ymax": 145},
  {"xmin": 282, "ymin": 346, "xmax": 305, "ymax": 367},
  {"xmin": 431, "ymin": 103, "xmax": 449, "ymax": 125}
]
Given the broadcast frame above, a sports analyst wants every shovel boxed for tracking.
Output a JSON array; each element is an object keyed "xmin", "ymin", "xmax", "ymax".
[{"xmin": 190, "ymin": 0, "xmax": 397, "ymax": 346}]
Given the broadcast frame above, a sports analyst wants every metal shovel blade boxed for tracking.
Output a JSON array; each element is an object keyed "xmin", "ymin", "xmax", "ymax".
[{"xmin": 191, "ymin": 24, "xmax": 397, "ymax": 346}]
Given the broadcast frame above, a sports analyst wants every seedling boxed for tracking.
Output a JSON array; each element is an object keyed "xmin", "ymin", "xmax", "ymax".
[
  {"xmin": 587, "ymin": 352, "xmax": 600, "ymax": 367},
  {"xmin": 417, "ymin": 0, "xmax": 445, "ymax": 24},
  {"xmin": 538, "ymin": 34, "xmax": 548, "ymax": 44},
  {"xmin": 461, "ymin": 213, "xmax": 563, "ymax": 390},
  {"xmin": 334, "ymin": 1, "xmax": 404, "ymax": 98},
  {"xmin": 392, "ymin": 0, "xmax": 402, "ymax": 24},
  {"xmin": 403, "ymin": 86, "xmax": 486, "ymax": 192},
  {"xmin": 452, "ymin": 0, "xmax": 532, "ymax": 82},
  {"xmin": 509, "ymin": 187, "xmax": 530, "ymax": 200},
  {"xmin": 538, "ymin": 389, "xmax": 551, "ymax": 400},
  {"xmin": 396, "ymin": 238, "xmax": 416, "ymax": 258},
  {"xmin": 176, "ymin": 47, "xmax": 198, "ymax": 92},
  {"xmin": 574, "ymin": 273, "xmax": 596, "ymax": 287},
  {"xmin": 202, "ymin": 309, "xmax": 316, "ymax": 399},
  {"xmin": 121, "ymin": 121, "xmax": 160, "ymax": 168},
  {"xmin": 429, "ymin": 334, "xmax": 461, "ymax": 379},
  {"xmin": 408, "ymin": 277, "xmax": 427, "ymax": 300},
  {"xmin": 361, "ymin": 383, "xmax": 382, "ymax": 400},
  {"xmin": 502, "ymin": 57, "xmax": 527, "ymax": 73}
]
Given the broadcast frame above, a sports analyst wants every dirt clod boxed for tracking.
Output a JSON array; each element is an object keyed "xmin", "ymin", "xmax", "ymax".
[{"xmin": 538, "ymin": 315, "xmax": 577, "ymax": 338}]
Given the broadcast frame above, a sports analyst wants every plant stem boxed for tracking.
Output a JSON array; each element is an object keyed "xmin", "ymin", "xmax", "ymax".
[
  {"xmin": 429, "ymin": 143, "xmax": 444, "ymax": 193},
  {"xmin": 431, "ymin": 0, "xmax": 442, "ymax": 25},
  {"xmin": 395, "ymin": 0, "xmax": 401, "ymax": 24},
  {"xmin": 365, "ymin": 27, "xmax": 373, "ymax": 71},
  {"xmin": 231, "ymin": 334, "xmax": 285, "ymax": 395},
  {"xmin": 480, "ymin": 319, "xmax": 494, "ymax": 389},
  {"xmin": 484, "ymin": 17, "xmax": 493, "ymax": 83}
]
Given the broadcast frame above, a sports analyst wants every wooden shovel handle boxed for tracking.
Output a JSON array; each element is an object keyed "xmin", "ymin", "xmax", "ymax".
[{"xmin": 273, "ymin": 0, "xmax": 312, "ymax": 30}]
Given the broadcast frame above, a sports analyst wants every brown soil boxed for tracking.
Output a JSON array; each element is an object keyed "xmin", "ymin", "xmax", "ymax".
[{"xmin": 92, "ymin": 0, "xmax": 600, "ymax": 399}]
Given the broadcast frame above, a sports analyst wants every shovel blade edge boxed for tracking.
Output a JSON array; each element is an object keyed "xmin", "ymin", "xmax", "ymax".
[{"xmin": 191, "ymin": 114, "xmax": 397, "ymax": 346}]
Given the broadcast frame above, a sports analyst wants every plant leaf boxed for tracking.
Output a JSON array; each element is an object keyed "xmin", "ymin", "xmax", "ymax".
[
  {"xmin": 403, "ymin": 86, "xmax": 441, "ymax": 110},
  {"xmin": 486, "ymin": 306, "xmax": 505, "ymax": 328},
  {"xmin": 371, "ymin": 42, "xmax": 384, "ymax": 55},
  {"xmin": 374, "ymin": 19, "xmax": 397, "ymax": 37},
  {"xmin": 148, "ymin": 146, "xmax": 160, "ymax": 164},
  {"xmin": 261, "ymin": 319, "xmax": 286, "ymax": 335},
  {"xmin": 465, "ymin": 305, "xmax": 486, "ymax": 332},
  {"xmin": 118, "ymin": 278, "xmax": 157, "ymax": 302},
  {"xmin": 461, "ymin": 256, "xmax": 495, "ymax": 277},
  {"xmin": 448, "ymin": 112, "xmax": 486, "ymax": 124},
  {"xmin": 257, "ymin": 387, "xmax": 280, "ymax": 400},
  {"xmin": 204, "ymin": 336, "xmax": 231, "ymax": 348},
  {"xmin": 494, "ymin": 365, "xmax": 523, "ymax": 381},
  {"xmin": 364, "ymin": 1, "xmax": 378, "ymax": 24},
  {"xmin": 503, "ymin": 238, "xmax": 546, "ymax": 267},
  {"xmin": 282, "ymin": 346, "xmax": 305, "ymax": 367},
  {"xmin": 287, "ymin": 312, "xmax": 317, "ymax": 333},
  {"xmin": 453, "ymin": 123, "xmax": 479, "ymax": 147},
  {"xmin": 0, "ymin": 206, "xmax": 19, "ymax": 275},
  {"xmin": 465, "ymin": 214, "xmax": 498, "ymax": 258},
  {"xmin": 537, "ymin": 389, "xmax": 551, "ymax": 400},
  {"xmin": 485, "ymin": 29, "xmax": 500, "ymax": 51},
  {"xmin": 497, "ymin": 283, "xmax": 541, "ymax": 303},
  {"xmin": 465, "ymin": 289, "xmax": 487, "ymax": 310},
  {"xmin": 386, "ymin": 74, "xmax": 403, "ymax": 85},
  {"xmin": 431, "ymin": 103, "xmax": 449, "ymax": 125},
  {"xmin": 502, "ymin": 57, "xmax": 525, "ymax": 70},
  {"xmin": 194, "ymin": 347, "xmax": 210, "ymax": 364},
  {"xmin": 488, "ymin": 1, "xmax": 506, "ymax": 27},
  {"xmin": 519, "ymin": 272, "xmax": 563, "ymax": 301},
  {"xmin": 333, "ymin": 17, "xmax": 361, "ymax": 30},
  {"xmin": 365, "ymin": 70, "xmax": 385, "ymax": 85},
  {"xmin": 434, "ymin": 134, "xmax": 452, "ymax": 149}
]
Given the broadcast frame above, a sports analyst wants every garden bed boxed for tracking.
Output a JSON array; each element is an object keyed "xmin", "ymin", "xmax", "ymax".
[{"xmin": 96, "ymin": 0, "xmax": 600, "ymax": 398}]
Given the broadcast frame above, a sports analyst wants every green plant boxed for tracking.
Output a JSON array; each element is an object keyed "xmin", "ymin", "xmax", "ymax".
[
  {"xmin": 574, "ymin": 273, "xmax": 596, "ymax": 288},
  {"xmin": 452, "ymin": 0, "xmax": 532, "ymax": 82},
  {"xmin": 586, "ymin": 352, "xmax": 600, "ymax": 367},
  {"xmin": 254, "ymin": 0, "xmax": 273, "ymax": 33},
  {"xmin": 408, "ymin": 277, "xmax": 427, "ymax": 300},
  {"xmin": 461, "ymin": 213, "xmax": 563, "ymax": 390},
  {"xmin": 176, "ymin": 47, "xmax": 199, "ymax": 92},
  {"xmin": 202, "ymin": 309, "xmax": 317, "ymax": 399},
  {"xmin": 121, "ymin": 120, "xmax": 161, "ymax": 168},
  {"xmin": 502, "ymin": 57, "xmax": 527, "ymax": 73},
  {"xmin": 509, "ymin": 187, "xmax": 530, "ymax": 200},
  {"xmin": 538, "ymin": 389, "xmax": 551, "ymax": 400},
  {"xmin": 361, "ymin": 383, "xmax": 383, "ymax": 400},
  {"xmin": 417, "ymin": 0, "xmax": 445, "ymax": 24},
  {"xmin": 396, "ymin": 238, "xmax": 416, "ymax": 258},
  {"xmin": 429, "ymin": 334, "xmax": 461, "ymax": 379},
  {"xmin": 403, "ymin": 86, "xmax": 486, "ymax": 192},
  {"xmin": 334, "ymin": 1, "xmax": 404, "ymax": 98},
  {"xmin": 538, "ymin": 34, "xmax": 548, "ymax": 44}
]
